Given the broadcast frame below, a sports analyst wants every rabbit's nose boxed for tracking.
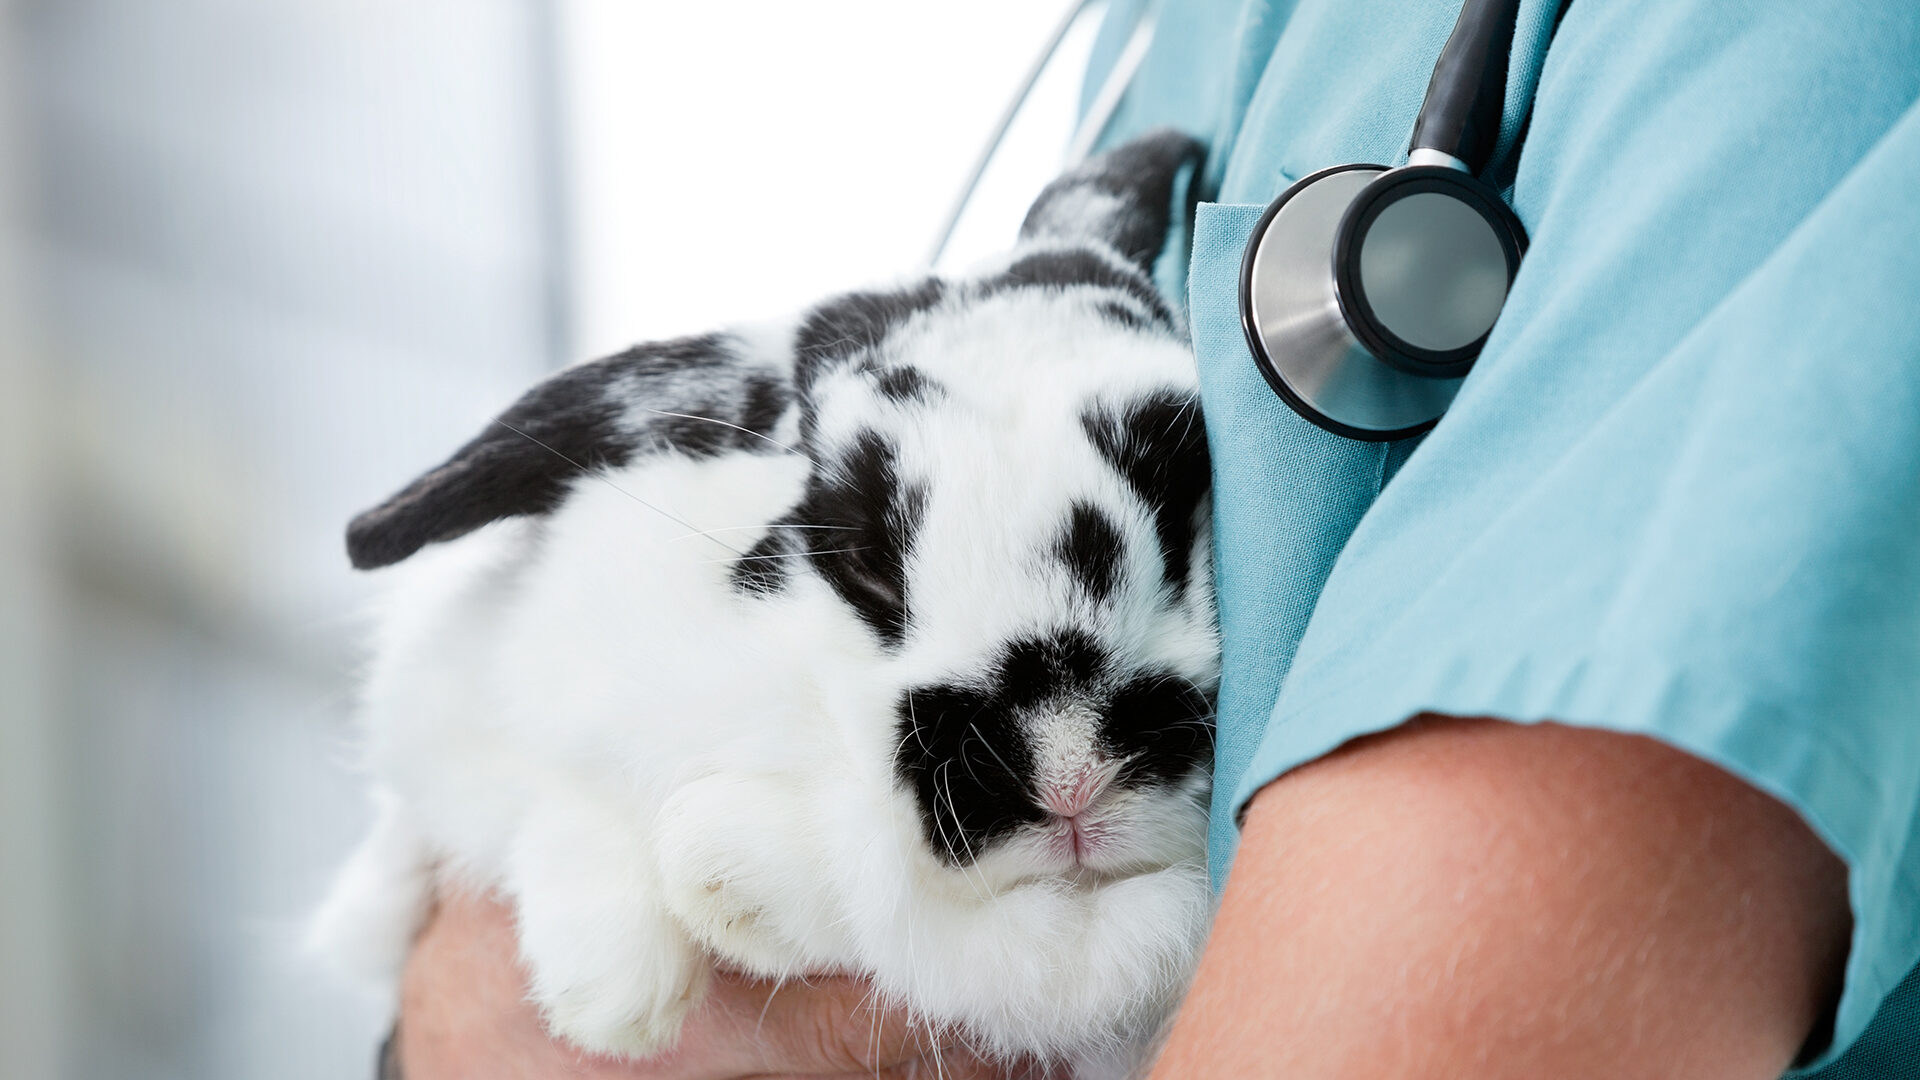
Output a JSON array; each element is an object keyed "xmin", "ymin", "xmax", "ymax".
[{"xmin": 1037, "ymin": 759, "xmax": 1122, "ymax": 818}]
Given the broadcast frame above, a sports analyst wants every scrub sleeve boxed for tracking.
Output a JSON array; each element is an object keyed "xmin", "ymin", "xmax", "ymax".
[{"xmin": 1087, "ymin": 0, "xmax": 1920, "ymax": 1072}]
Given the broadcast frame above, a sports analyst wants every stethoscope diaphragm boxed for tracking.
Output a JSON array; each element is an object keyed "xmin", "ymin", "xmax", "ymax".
[
  {"xmin": 1238, "ymin": 162, "xmax": 1525, "ymax": 441},
  {"xmin": 1238, "ymin": 0, "xmax": 1535, "ymax": 441}
]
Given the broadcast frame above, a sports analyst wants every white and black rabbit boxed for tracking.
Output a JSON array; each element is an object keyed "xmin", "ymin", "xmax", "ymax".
[{"xmin": 311, "ymin": 131, "xmax": 1219, "ymax": 1076}]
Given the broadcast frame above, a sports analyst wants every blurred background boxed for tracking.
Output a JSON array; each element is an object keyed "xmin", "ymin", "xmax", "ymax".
[{"xmin": 0, "ymin": 2, "xmax": 1101, "ymax": 1076}]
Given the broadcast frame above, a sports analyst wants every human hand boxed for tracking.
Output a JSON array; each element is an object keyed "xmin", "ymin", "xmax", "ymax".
[{"xmin": 393, "ymin": 889, "xmax": 1032, "ymax": 1080}]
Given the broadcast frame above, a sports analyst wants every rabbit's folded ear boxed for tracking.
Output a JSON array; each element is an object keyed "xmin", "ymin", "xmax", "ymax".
[
  {"xmin": 1018, "ymin": 128, "xmax": 1205, "ymax": 271},
  {"xmin": 346, "ymin": 330, "xmax": 794, "ymax": 570}
]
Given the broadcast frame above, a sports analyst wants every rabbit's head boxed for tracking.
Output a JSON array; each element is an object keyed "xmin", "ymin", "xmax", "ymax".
[{"xmin": 810, "ymin": 284, "xmax": 1218, "ymax": 889}]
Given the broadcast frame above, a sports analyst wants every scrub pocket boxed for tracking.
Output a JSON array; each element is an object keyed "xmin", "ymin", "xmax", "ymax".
[{"xmin": 1186, "ymin": 201, "xmax": 1415, "ymax": 883}]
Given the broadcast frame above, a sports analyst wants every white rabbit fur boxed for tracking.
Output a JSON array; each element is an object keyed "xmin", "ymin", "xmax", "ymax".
[{"xmin": 311, "ymin": 131, "xmax": 1218, "ymax": 1076}]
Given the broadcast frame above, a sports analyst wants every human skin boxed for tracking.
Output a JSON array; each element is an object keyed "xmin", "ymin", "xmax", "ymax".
[
  {"xmin": 397, "ymin": 716, "xmax": 1850, "ymax": 1078},
  {"xmin": 395, "ymin": 890, "xmax": 1030, "ymax": 1080},
  {"xmin": 1149, "ymin": 716, "xmax": 1852, "ymax": 1079}
]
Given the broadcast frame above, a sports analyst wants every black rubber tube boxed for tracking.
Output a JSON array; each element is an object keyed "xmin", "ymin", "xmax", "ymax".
[{"xmin": 1408, "ymin": 0, "xmax": 1524, "ymax": 174}]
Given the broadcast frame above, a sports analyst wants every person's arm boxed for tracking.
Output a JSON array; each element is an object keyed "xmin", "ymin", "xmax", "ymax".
[
  {"xmin": 1151, "ymin": 715, "xmax": 1851, "ymax": 1079},
  {"xmin": 394, "ymin": 890, "xmax": 1019, "ymax": 1080}
]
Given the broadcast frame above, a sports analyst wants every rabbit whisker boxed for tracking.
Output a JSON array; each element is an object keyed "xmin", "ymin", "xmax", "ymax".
[
  {"xmin": 668, "ymin": 522, "xmax": 858, "ymax": 543},
  {"xmin": 957, "ymin": 738, "xmax": 986, "ymax": 789},
  {"xmin": 755, "ymin": 976, "xmax": 785, "ymax": 1036},
  {"xmin": 966, "ymin": 722, "xmax": 1017, "ymax": 779},
  {"xmin": 643, "ymin": 404, "xmax": 872, "ymax": 492},
  {"xmin": 906, "ymin": 693, "xmax": 933, "ymax": 757},
  {"xmin": 701, "ymin": 546, "xmax": 871, "ymax": 565},
  {"xmin": 638, "ymin": 407, "xmax": 805, "ymax": 458},
  {"xmin": 935, "ymin": 760, "xmax": 995, "ymax": 902}
]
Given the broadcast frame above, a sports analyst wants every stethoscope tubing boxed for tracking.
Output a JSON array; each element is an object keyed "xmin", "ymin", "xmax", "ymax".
[{"xmin": 926, "ymin": 0, "xmax": 1155, "ymax": 269}]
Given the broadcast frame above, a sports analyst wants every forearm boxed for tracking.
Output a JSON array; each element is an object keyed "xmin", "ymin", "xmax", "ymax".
[{"xmin": 1151, "ymin": 716, "xmax": 1850, "ymax": 1079}]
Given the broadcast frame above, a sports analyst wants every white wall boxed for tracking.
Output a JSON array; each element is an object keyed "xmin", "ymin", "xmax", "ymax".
[
  {"xmin": 557, "ymin": 0, "xmax": 1097, "ymax": 357},
  {"xmin": 16, "ymin": 2, "xmax": 562, "ymax": 1076}
]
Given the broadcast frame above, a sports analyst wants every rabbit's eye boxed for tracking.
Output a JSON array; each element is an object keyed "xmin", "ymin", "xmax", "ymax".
[{"xmin": 1104, "ymin": 675, "xmax": 1214, "ymax": 787}]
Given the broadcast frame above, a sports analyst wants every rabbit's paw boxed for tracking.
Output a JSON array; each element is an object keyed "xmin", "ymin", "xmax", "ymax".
[
  {"xmin": 510, "ymin": 796, "xmax": 710, "ymax": 1057},
  {"xmin": 305, "ymin": 790, "xmax": 431, "ymax": 987},
  {"xmin": 530, "ymin": 941, "xmax": 707, "ymax": 1058},
  {"xmin": 656, "ymin": 772, "xmax": 839, "ymax": 974},
  {"xmin": 517, "ymin": 879, "xmax": 710, "ymax": 1057}
]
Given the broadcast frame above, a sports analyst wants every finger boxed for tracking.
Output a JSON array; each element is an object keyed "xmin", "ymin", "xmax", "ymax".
[
  {"xmin": 664, "ymin": 964, "xmax": 1067, "ymax": 1079},
  {"xmin": 405, "ymin": 891, "xmax": 1014, "ymax": 1080},
  {"xmin": 655, "ymin": 971, "xmax": 936, "ymax": 1078},
  {"xmin": 746, "ymin": 1049, "xmax": 1044, "ymax": 1080},
  {"xmin": 867, "ymin": 1048, "xmax": 1058, "ymax": 1080},
  {"xmin": 397, "ymin": 891, "xmax": 596, "ymax": 1080}
]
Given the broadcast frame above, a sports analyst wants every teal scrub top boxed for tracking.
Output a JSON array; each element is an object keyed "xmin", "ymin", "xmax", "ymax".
[{"xmin": 1082, "ymin": 0, "xmax": 1920, "ymax": 1072}]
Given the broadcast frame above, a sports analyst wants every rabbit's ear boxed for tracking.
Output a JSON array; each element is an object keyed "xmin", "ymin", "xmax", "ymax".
[
  {"xmin": 1018, "ymin": 128, "xmax": 1205, "ymax": 271},
  {"xmin": 346, "ymin": 331, "xmax": 793, "ymax": 570}
]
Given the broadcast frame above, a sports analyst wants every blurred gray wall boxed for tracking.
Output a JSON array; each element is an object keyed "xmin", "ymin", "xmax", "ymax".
[
  {"xmin": 7, "ymin": 1, "xmax": 568, "ymax": 1076},
  {"xmin": 3, "ymin": 2, "xmax": 63, "ymax": 1076}
]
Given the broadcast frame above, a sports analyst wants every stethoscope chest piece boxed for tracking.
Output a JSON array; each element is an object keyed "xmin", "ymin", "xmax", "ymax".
[
  {"xmin": 1240, "ymin": 163, "xmax": 1525, "ymax": 441},
  {"xmin": 1238, "ymin": 0, "xmax": 1534, "ymax": 441}
]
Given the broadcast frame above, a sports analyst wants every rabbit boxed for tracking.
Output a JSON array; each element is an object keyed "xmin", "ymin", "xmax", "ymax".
[{"xmin": 310, "ymin": 130, "xmax": 1218, "ymax": 1077}]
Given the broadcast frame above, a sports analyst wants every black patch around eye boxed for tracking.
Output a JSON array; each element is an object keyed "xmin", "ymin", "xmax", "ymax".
[
  {"xmin": 1081, "ymin": 391, "xmax": 1211, "ymax": 594},
  {"xmin": 871, "ymin": 365, "xmax": 943, "ymax": 404},
  {"xmin": 793, "ymin": 430, "xmax": 924, "ymax": 646},
  {"xmin": 1018, "ymin": 129, "xmax": 1204, "ymax": 270},
  {"xmin": 1104, "ymin": 674, "xmax": 1214, "ymax": 788},
  {"xmin": 894, "ymin": 684, "xmax": 1046, "ymax": 866},
  {"xmin": 794, "ymin": 279, "xmax": 946, "ymax": 392},
  {"xmin": 1054, "ymin": 502, "xmax": 1124, "ymax": 603},
  {"xmin": 983, "ymin": 248, "xmax": 1174, "ymax": 328},
  {"xmin": 729, "ymin": 527, "xmax": 791, "ymax": 595}
]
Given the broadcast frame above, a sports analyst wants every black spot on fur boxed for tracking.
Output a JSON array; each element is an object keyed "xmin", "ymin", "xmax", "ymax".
[
  {"xmin": 791, "ymin": 430, "xmax": 924, "ymax": 646},
  {"xmin": 730, "ymin": 529, "xmax": 792, "ymax": 595},
  {"xmin": 893, "ymin": 630, "xmax": 1211, "ymax": 865},
  {"xmin": 1105, "ymin": 674, "xmax": 1214, "ymax": 787},
  {"xmin": 737, "ymin": 372, "xmax": 791, "ymax": 444},
  {"xmin": 794, "ymin": 279, "xmax": 946, "ymax": 392},
  {"xmin": 894, "ymin": 683, "xmax": 1046, "ymax": 864},
  {"xmin": 621, "ymin": 337, "xmax": 793, "ymax": 458},
  {"xmin": 1018, "ymin": 128, "xmax": 1205, "ymax": 269},
  {"xmin": 983, "ymin": 248, "xmax": 1174, "ymax": 328},
  {"xmin": 1054, "ymin": 503, "xmax": 1124, "ymax": 603},
  {"xmin": 1095, "ymin": 298, "xmax": 1157, "ymax": 333},
  {"xmin": 347, "ymin": 333, "xmax": 792, "ymax": 570},
  {"xmin": 1081, "ymin": 391, "xmax": 1211, "ymax": 593},
  {"xmin": 995, "ymin": 631, "xmax": 1109, "ymax": 709},
  {"xmin": 871, "ymin": 365, "xmax": 942, "ymax": 403}
]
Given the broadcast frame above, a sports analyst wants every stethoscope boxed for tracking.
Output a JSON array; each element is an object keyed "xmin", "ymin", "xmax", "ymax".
[{"xmin": 931, "ymin": 0, "xmax": 1532, "ymax": 442}]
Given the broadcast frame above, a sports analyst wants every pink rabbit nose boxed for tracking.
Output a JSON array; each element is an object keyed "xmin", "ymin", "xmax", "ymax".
[{"xmin": 1038, "ymin": 762, "xmax": 1118, "ymax": 818}]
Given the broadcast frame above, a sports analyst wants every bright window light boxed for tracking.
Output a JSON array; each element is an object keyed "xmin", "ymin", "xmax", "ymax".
[{"xmin": 556, "ymin": 0, "xmax": 1096, "ymax": 358}]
